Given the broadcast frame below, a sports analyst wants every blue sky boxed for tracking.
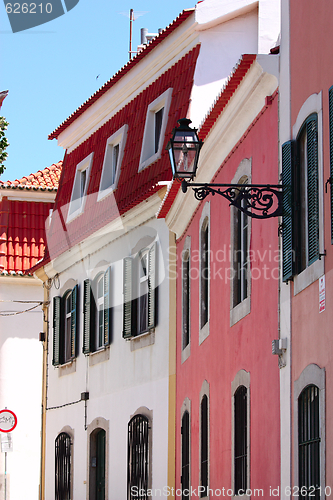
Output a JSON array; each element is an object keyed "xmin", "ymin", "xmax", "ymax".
[{"xmin": 0, "ymin": 0, "xmax": 195, "ymax": 181}]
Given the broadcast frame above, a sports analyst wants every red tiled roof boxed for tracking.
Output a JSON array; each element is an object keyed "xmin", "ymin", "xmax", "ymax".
[
  {"xmin": 157, "ymin": 54, "xmax": 257, "ymax": 219},
  {"xmin": 0, "ymin": 162, "xmax": 61, "ymax": 274},
  {"xmin": 48, "ymin": 9, "xmax": 194, "ymax": 140},
  {"xmin": 0, "ymin": 161, "xmax": 62, "ymax": 191},
  {"xmin": 36, "ymin": 45, "xmax": 201, "ymax": 267}
]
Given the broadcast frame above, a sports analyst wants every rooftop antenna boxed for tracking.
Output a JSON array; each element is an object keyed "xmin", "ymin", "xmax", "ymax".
[
  {"xmin": 119, "ymin": 9, "xmax": 147, "ymax": 60},
  {"xmin": 129, "ymin": 9, "xmax": 134, "ymax": 60}
]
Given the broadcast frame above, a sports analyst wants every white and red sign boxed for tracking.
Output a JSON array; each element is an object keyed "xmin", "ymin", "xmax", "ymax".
[
  {"xmin": 0, "ymin": 410, "xmax": 17, "ymax": 433},
  {"xmin": 319, "ymin": 275, "xmax": 326, "ymax": 314}
]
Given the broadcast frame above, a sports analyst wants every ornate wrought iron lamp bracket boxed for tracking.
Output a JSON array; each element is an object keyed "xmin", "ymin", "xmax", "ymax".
[{"xmin": 181, "ymin": 180, "xmax": 284, "ymax": 220}]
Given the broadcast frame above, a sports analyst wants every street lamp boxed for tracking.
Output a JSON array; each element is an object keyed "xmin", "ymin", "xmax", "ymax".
[{"xmin": 166, "ymin": 118, "xmax": 284, "ymax": 219}]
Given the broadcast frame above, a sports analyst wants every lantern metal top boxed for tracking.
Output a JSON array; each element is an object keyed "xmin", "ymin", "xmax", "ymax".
[{"xmin": 166, "ymin": 118, "xmax": 203, "ymax": 180}]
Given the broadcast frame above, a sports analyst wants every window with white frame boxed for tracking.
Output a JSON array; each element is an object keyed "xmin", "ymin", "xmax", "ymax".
[
  {"xmin": 98, "ymin": 124, "xmax": 128, "ymax": 201},
  {"xmin": 294, "ymin": 364, "xmax": 325, "ymax": 500},
  {"xmin": 67, "ymin": 152, "xmax": 93, "ymax": 222},
  {"xmin": 83, "ymin": 268, "xmax": 111, "ymax": 355},
  {"xmin": 139, "ymin": 88, "xmax": 173, "ymax": 171},
  {"xmin": 199, "ymin": 203, "xmax": 210, "ymax": 344},
  {"xmin": 230, "ymin": 160, "xmax": 251, "ymax": 327},
  {"xmin": 53, "ymin": 286, "xmax": 78, "ymax": 366},
  {"xmin": 123, "ymin": 243, "xmax": 157, "ymax": 339}
]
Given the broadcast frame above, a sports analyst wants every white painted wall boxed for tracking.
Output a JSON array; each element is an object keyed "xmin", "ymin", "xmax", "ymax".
[
  {"xmin": 44, "ymin": 217, "xmax": 171, "ymax": 498},
  {"xmin": 0, "ymin": 276, "xmax": 43, "ymax": 500}
]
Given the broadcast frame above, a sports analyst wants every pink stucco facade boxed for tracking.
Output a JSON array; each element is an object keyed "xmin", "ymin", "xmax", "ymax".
[
  {"xmin": 175, "ymin": 95, "xmax": 280, "ymax": 495},
  {"xmin": 288, "ymin": 0, "xmax": 333, "ymax": 489}
]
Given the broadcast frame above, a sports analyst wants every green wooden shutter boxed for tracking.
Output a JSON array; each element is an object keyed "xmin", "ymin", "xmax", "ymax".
[
  {"xmin": 123, "ymin": 257, "xmax": 133, "ymax": 338},
  {"xmin": 148, "ymin": 243, "xmax": 156, "ymax": 329},
  {"xmin": 53, "ymin": 296, "xmax": 61, "ymax": 366},
  {"xmin": 282, "ymin": 140, "xmax": 295, "ymax": 282},
  {"xmin": 103, "ymin": 267, "xmax": 111, "ymax": 346},
  {"xmin": 329, "ymin": 86, "xmax": 333, "ymax": 242},
  {"xmin": 83, "ymin": 279, "xmax": 91, "ymax": 354},
  {"xmin": 306, "ymin": 115, "xmax": 319, "ymax": 265},
  {"xmin": 70, "ymin": 285, "xmax": 78, "ymax": 359}
]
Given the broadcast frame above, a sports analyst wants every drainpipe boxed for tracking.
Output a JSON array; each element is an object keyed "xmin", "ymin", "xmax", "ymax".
[{"xmin": 35, "ymin": 267, "xmax": 50, "ymax": 500}]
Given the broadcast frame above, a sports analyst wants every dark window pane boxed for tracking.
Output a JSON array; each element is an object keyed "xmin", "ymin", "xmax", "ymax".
[
  {"xmin": 55, "ymin": 433, "xmax": 71, "ymax": 500},
  {"xmin": 181, "ymin": 411, "xmax": 190, "ymax": 500},
  {"xmin": 128, "ymin": 415, "xmax": 149, "ymax": 500},
  {"xmin": 234, "ymin": 386, "xmax": 247, "ymax": 494},
  {"xmin": 201, "ymin": 396, "xmax": 208, "ymax": 496},
  {"xmin": 298, "ymin": 385, "xmax": 320, "ymax": 500}
]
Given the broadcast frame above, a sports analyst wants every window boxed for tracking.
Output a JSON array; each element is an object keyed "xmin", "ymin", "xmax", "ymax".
[
  {"xmin": 329, "ymin": 86, "xmax": 333, "ymax": 243},
  {"xmin": 282, "ymin": 93, "xmax": 324, "ymax": 291},
  {"xmin": 231, "ymin": 370, "xmax": 250, "ymax": 498},
  {"xmin": 182, "ymin": 237, "xmax": 191, "ymax": 363},
  {"xmin": 181, "ymin": 411, "xmax": 190, "ymax": 498},
  {"xmin": 87, "ymin": 418, "xmax": 109, "ymax": 500},
  {"xmin": 199, "ymin": 381, "xmax": 209, "ymax": 498},
  {"xmin": 67, "ymin": 153, "xmax": 93, "ymax": 222},
  {"xmin": 53, "ymin": 286, "xmax": 78, "ymax": 366},
  {"xmin": 199, "ymin": 203, "xmax": 210, "ymax": 344},
  {"xmin": 139, "ymin": 88, "xmax": 173, "ymax": 171},
  {"xmin": 123, "ymin": 243, "xmax": 157, "ymax": 339},
  {"xmin": 55, "ymin": 432, "xmax": 71, "ymax": 500},
  {"xmin": 294, "ymin": 364, "xmax": 325, "ymax": 500},
  {"xmin": 128, "ymin": 413, "xmax": 151, "ymax": 500},
  {"xmin": 83, "ymin": 268, "xmax": 111, "ymax": 355},
  {"xmin": 233, "ymin": 184, "xmax": 249, "ymax": 307},
  {"xmin": 98, "ymin": 125, "xmax": 128, "ymax": 201},
  {"xmin": 230, "ymin": 160, "xmax": 251, "ymax": 326},
  {"xmin": 298, "ymin": 386, "xmax": 320, "ymax": 499},
  {"xmin": 234, "ymin": 386, "xmax": 247, "ymax": 494}
]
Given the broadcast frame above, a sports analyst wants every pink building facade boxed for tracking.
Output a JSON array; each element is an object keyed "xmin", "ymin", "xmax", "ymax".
[{"xmin": 280, "ymin": 0, "xmax": 333, "ymax": 497}]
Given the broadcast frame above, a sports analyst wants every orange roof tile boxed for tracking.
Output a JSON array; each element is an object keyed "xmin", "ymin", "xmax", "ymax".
[{"xmin": 0, "ymin": 161, "xmax": 62, "ymax": 191}]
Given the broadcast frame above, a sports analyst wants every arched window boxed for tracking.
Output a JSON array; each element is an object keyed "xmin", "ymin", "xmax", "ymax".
[
  {"xmin": 233, "ymin": 177, "xmax": 249, "ymax": 307},
  {"xmin": 181, "ymin": 411, "xmax": 190, "ymax": 499},
  {"xmin": 182, "ymin": 249, "xmax": 190, "ymax": 350},
  {"xmin": 89, "ymin": 428, "xmax": 106, "ymax": 500},
  {"xmin": 128, "ymin": 414, "xmax": 150, "ymax": 499},
  {"xmin": 55, "ymin": 432, "xmax": 71, "ymax": 500},
  {"xmin": 298, "ymin": 385, "xmax": 320, "ymax": 499},
  {"xmin": 200, "ymin": 395, "xmax": 208, "ymax": 497},
  {"xmin": 234, "ymin": 385, "xmax": 247, "ymax": 495},
  {"xmin": 199, "ymin": 203, "xmax": 210, "ymax": 344}
]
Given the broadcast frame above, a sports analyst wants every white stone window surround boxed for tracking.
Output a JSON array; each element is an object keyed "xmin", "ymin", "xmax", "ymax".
[
  {"xmin": 199, "ymin": 202, "xmax": 210, "ymax": 345},
  {"xmin": 199, "ymin": 380, "xmax": 210, "ymax": 500},
  {"xmin": 230, "ymin": 159, "xmax": 252, "ymax": 327},
  {"xmin": 231, "ymin": 370, "xmax": 250, "ymax": 500},
  {"xmin": 293, "ymin": 364, "xmax": 325, "ymax": 495},
  {"xmin": 138, "ymin": 88, "xmax": 173, "ymax": 172},
  {"xmin": 67, "ymin": 152, "xmax": 94, "ymax": 223},
  {"xmin": 181, "ymin": 236, "xmax": 191, "ymax": 364},
  {"xmin": 97, "ymin": 124, "xmax": 128, "ymax": 202},
  {"xmin": 292, "ymin": 92, "xmax": 324, "ymax": 295},
  {"xmin": 86, "ymin": 417, "xmax": 109, "ymax": 500}
]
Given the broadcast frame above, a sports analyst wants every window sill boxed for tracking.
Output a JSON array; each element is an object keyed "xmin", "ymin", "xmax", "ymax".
[
  {"xmin": 181, "ymin": 343, "xmax": 190, "ymax": 364},
  {"xmin": 89, "ymin": 346, "xmax": 110, "ymax": 366},
  {"xmin": 199, "ymin": 321, "xmax": 209, "ymax": 345},
  {"xmin": 230, "ymin": 296, "xmax": 251, "ymax": 327},
  {"xmin": 293, "ymin": 258, "xmax": 324, "ymax": 295},
  {"xmin": 58, "ymin": 359, "xmax": 76, "ymax": 376},
  {"xmin": 130, "ymin": 330, "xmax": 155, "ymax": 351}
]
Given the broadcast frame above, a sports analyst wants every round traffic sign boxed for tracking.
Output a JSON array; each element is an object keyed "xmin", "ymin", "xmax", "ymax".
[{"xmin": 0, "ymin": 410, "xmax": 17, "ymax": 433}]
